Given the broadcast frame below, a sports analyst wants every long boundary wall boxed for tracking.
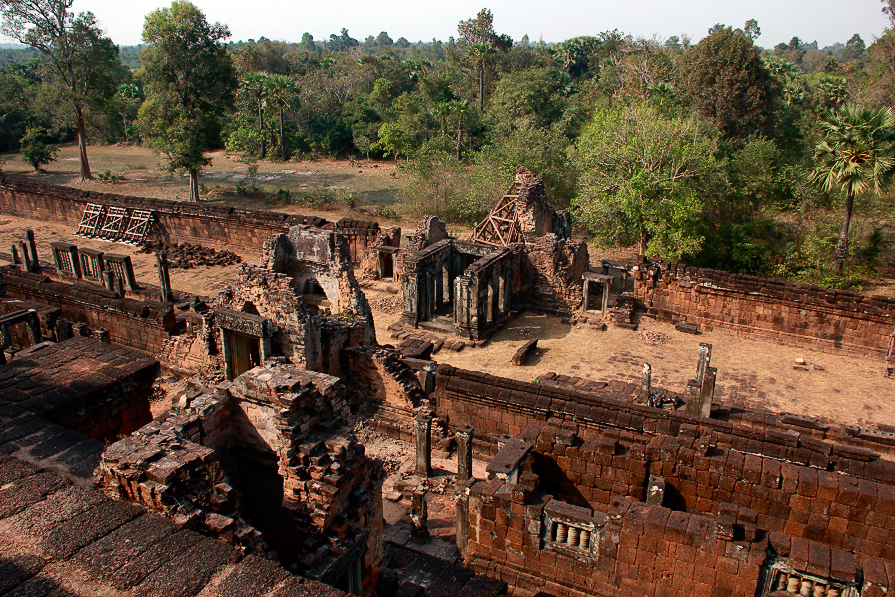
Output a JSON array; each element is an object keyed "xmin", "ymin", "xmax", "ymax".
[
  {"xmin": 0, "ymin": 178, "xmax": 379, "ymax": 261},
  {"xmin": 633, "ymin": 257, "xmax": 895, "ymax": 356}
]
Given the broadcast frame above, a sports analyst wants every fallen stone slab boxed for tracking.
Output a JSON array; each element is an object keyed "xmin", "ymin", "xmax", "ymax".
[{"xmin": 511, "ymin": 339, "xmax": 537, "ymax": 366}]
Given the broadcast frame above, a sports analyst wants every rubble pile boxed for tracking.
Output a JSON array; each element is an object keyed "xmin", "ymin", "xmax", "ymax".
[{"xmin": 139, "ymin": 240, "xmax": 242, "ymax": 269}]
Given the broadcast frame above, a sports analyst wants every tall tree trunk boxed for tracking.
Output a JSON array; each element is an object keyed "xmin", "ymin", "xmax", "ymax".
[
  {"xmin": 75, "ymin": 105, "xmax": 93, "ymax": 181},
  {"xmin": 833, "ymin": 192, "xmax": 854, "ymax": 275},
  {"xmin": 639, "ymin": 229, "xmax": 648, "ymax": 256},
  {"xmin": 259, "ymin": 102, "xmax": 266, "ymax": 159},
  {"xmin": 478, "ymin": 68, "xmax": 485, "ymax": 112},
  {"xmin": 189, "ymin": 169, "xmax": 200, "ymax": 202},
  {"xmin": 456, "ymin": 114, "xmax": 464, "ymax": 162},
  {"xmin": 279, "ymin": 107, "xmax": 286, "ymax": 162}
]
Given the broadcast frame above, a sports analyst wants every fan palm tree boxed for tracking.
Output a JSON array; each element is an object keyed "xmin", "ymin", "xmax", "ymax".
[
  {"xmin": 240, "ymin": 72, "xmax": 269, "ymax": 158},
  {"xmin": 467, "ymin": 42, "xmax": 497, "ymax": 111},
  {"xmin": 264, "ymin": 74, "xmax": 298, "ymax": 161},
  {"xmin": 812, "ymin": 104, "xmax": 895, "ymax": 274}
]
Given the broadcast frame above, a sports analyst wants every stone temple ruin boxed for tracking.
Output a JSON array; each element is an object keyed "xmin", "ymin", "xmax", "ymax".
[{"xmin": 0, "ymin": 172, "xmax": 895, "ymax": 597}]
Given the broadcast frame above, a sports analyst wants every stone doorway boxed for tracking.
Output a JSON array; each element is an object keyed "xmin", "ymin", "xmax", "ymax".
[{"xmin": 226, "ymin": 330, "xmax": 261, "ymax": 380}]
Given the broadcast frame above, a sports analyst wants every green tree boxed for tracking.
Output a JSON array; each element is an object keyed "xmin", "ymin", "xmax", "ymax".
[
  {"xmin": 811, "ymin": 104, "xmax": 895, "ymax": 274},
  {"xmin": 0, "ymin": 0, "xmax": 120, "ymax": 180},
  {"xmin": 298, "ymin": 32, "xmax": 318, "ymax": 54},
  {"xmin": 240, "ymin": 72, "xmax": 268, "ymax": 157},
  {"xmin": 840, "ymin": 34, "xmax": 866, "ymax": 63},
  {"xmin": 20, "ymin": 125, "xmax": 58, "ymax": 170},
  {"xmin": 372, "ymin": 121, "xmax": 411, "ymax": 161},
  {"xmin": 572, "ymin": 103, "xmax": 722, "ymax": 258},
  {"xmin": 743, "ymin": 19, "xmax": 761, "ymax": 41},
  {"xmin": 264, "ymin": 73, "xmax": 298, "ymax": 161},
  {"xmin": 679, "ymin": 26, "xmax": 778, "ymax": 139},
  {"xmin": 137, "ymin": 0, "xmax": 236, "ymax": 202},
  {"xmin": 467, "ymin": 42, "xmax": 496, "ymax": 111}
]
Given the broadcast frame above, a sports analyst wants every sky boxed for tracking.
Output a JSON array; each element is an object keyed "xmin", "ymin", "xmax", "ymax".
[{"xmin": 0, "ymin": 0, "xmax": 889, "ymax": 49}]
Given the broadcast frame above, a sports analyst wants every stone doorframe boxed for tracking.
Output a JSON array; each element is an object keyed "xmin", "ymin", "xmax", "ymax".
[{"xmin": 214, "ymin": 307, "xmax": 273, "ymax": 380}]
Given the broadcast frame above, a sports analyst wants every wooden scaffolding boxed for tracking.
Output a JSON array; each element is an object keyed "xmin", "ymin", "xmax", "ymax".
[{"xmin": 470, "ymin": 180, "xmax": 522, "ymax": 246}]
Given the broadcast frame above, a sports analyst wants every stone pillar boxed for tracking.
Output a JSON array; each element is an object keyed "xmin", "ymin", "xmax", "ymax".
[
  {"xmin": 684, "ymin": 380, "xmax": 702, "ymax": 417},
  {"xmin": 25, "ymin": 229, "xmax": 38, "ymax": 269},
  {"xmin": 220, "ymin": 327, "xmax": 232, "ymax": 380},
  {"xmin": 103, "ymin": 270, "xmax": 118, "ymax": 295},
  {"xmin": 640, "ymin": 362, "xmax": 652, "ymax": 402},
  {"xmin": 456, "ymin": 425, "xmax": 474, "ymax": 483},
  {"xmin": 414, "ymin": 414, "xmax": 432, "ymax": 477},
  {"xmin": 54, "ymin": 318, "xmax": 72, "ymax": 342},
  {"xmin": 581, "ymin": 277, "xmax": 590, "ymax": 311},
  {"xmin": 698, "ymin": 367, "xmax": 717, "ymax": 418},
  {"xmin": 25, "ymin": 310, "xmax": 41, "ymax": 345},
  {"xmin": 455, "ymin": 480, "xmax": 473, "ymax": 559},
  {"xmin": 601, "ymin": 280, "xmax": 610, "ymax": 313},
  {"xmin": 157, "ymin": 251, "xmax": 174, "ymax": 303},
  {"xmin": 0, "ymin": 324, "xmax": 10, "ymax": 347},
  {"xmin": 120, "ymin": 256, "xmax": 138, "ymax": 290},
  {"xmin": 10, "ymin": 245, "xmax": 20, "ymax": 265},
  {"xmin": 94, "ymin": 328, "xmax": 110, "ymax": 344},
  {"xmin": 18, "ymin": 242, "xmax": 32, "ymax": 272},
  {"xmin": 410, "ymin": 487, "xmax": 429, "ymax": 542},
  {"xmin": 696, "ymin": 343, "xmax": 713, "ymax": 386}
]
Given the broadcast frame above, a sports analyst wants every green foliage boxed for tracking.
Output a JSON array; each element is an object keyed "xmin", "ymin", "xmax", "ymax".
[
  {"xmin": 20, "ymin": 126, "xmax": 58, "ymax": 171},
  {"xmin": 1, "ymin": 1, "xmax": 123, "ymax": 178},
  {"xmin": 137, "ymin": 0, "xmax": 236, "ymax": 201},
  {"xmin": 572, "ymin": 103, "xmax": 722, "ymax": 259},
  {"xmin": 678, "ymin": 26, "xmax": 778, "ymax": 139}
]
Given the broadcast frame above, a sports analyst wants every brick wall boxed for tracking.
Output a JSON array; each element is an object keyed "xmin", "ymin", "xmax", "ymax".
[
  {"xmin": 634, "ymin": 258, "xmax": 895, "ymax": 356},
  {"xmin": 435, "ymin": 366, "xmax": 895, "ymax": 564},
  {"xmin": 2, "ymin": 266, "xmax": 175, "ymax": 353},
  {"xmin": 465, "ymin": 479, "xmax": 771, "ymax": 597},
  {"xmin": 0, "ymin": 178, "xmax": 379, "ymax": 261}
]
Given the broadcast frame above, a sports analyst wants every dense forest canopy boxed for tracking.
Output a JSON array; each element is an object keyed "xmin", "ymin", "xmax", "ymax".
[{"xmin": 1, "ymin": 1, "xmax": 895, "ymax": 288}]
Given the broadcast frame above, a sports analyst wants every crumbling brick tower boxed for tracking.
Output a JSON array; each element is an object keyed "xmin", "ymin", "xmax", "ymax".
[{"xmin": 97, "ymin": 365, "xmax": 383, "ymax": 596}]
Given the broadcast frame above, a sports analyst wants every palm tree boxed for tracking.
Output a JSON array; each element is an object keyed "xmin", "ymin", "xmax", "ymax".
[
  {"xmin": 812, "ymin": 104, "xmax": 895, "ymax": 274},
  {"xmin": 240, "ymin": 72, "xmax": 269, "ymax": 158},
  {"xmin": 467, "ymin": 42, "xmax": 497, "ymax": 111},
  {"xmin": 264, "ymin": 74, "xmax": 298, "ymax": 161}
]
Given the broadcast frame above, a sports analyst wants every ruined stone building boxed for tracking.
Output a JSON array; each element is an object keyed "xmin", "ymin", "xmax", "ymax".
[{"xmin": 1, "ymin": 174, "xmax": 895, "ymax": 597}]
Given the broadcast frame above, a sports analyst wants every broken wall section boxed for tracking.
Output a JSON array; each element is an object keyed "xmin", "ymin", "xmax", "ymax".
[
  {"xmin": 340, "ymin": 345, "xmax": 426, "ymax": 440},
  {"xmin": 1, "ymin": 266, "xmax": 175, "ymax": 353},
  {"xmin": 97, "ymin": 364, "xmax": 384, "ymax": 596},
  {"xmin": 516, "ymin": 233, "xmax": 589, "ymax": 315},
  {"xmin": 263, "ymin": 226, "xmax": 374, "ymax": 341}
]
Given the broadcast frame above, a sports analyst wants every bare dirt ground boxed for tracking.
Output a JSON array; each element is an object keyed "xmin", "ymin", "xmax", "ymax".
[
  {"xmin": 1, "ymin": 143, "xmax": 421, "ymax": 230},
  {"xmin": 363, "ymin": 277, "xmax": 895, "ymax": 429}
]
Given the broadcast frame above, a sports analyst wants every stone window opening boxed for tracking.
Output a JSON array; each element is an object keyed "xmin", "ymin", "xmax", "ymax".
[
  {"xmin": 539, "ymin": 500, "xmax": 602, "ymax": 559},
  {"xmin": 549, "ymin": 520, "xmax": 592, "ymax": 550},
  {"xmin": 761, "ymin": 561, "xmax": 858, "ymax": 597}
]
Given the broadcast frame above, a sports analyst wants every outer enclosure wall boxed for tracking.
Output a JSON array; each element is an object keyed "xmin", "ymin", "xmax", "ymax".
[
  {"xmin": 0, "ymin": 179, "xmax": 377, "ymax": 262},
  {"xmin": 634, "ymin": 258, "xmax": 895, "ymax": 356}
]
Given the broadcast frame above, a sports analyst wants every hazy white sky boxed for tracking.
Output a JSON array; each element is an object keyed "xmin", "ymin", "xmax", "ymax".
[{"xmin": 1, "ymin": 0, "xmax": 889, "ymax": 49}]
